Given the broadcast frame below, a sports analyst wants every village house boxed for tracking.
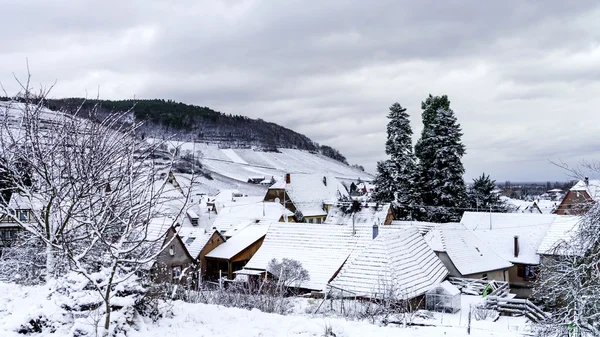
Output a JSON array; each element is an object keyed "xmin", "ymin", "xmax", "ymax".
[
  {"xmin": 0, "ymin": 193, "xmax": 42, "ymax": 250},
  {"xmin": 204, "ymin": 222, "xmax": 270, "ymax": 280},
  {"xmin": 263, "ymin": 173, "xmax": 349, "ymax": 224},
  {"xmin": 330, "ymin": 227, "xmax": 447, "ymax": 301},
  {"xmin": 147, "ymin": 218, "xmax": 198, "ymax": 286},
  {"xmin": 424, "ymin": 223, "xmax": 513, "ymax": 282},
  {"xmin": 554, "ymin": 178, "xmax": 599, "ymax": 215},
  {"xmin": 460, "ymin": 212, "xmax": 556, "ymax": 298},
  {"xmin": 177, "ymin": 227, "xmax": 225, "ymax": 276},
  {"xmin": 241, "ymin": 204, "xmax": 399, "ymax": 292}
]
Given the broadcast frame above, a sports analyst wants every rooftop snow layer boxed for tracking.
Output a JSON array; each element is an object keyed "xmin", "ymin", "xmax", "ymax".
[
  {"xmin": 461, "ymin": 212, "xmax": 554, "ymax": 265},
  {"xmin": 330, "ymin": 228, "xmax": 447, "ymax": 299},
  {"xmin": 177, "ymin": 227, "xmax": 218, "ymax": 259},
  {"xmin": 275, "ymin": 174, "xmax": 349, "ymax": 217},
  {"xmin": 205, "ymin": 223, "xmax": 269, "ymax": 260},
  {"xmin": 211, "ymin": 201, "xmax": 292, "ymax": 236},
  {"xmin": 570, "ymin": 179, "xmax": 600, "ymax": 201},
  {"xmin": 425, "ymin": 223, "xmax": 513, "ymax": 276},
  {"xmin": 244, "ymin": 221, "xmax": 375, "ymax": 291},
  {"xmin": 325, "ymin": 203, "xmax": 390, "ymax": 226},
  {"xmin": 537, "ymin": 215, "xmax": 582, "ymax": 256}
]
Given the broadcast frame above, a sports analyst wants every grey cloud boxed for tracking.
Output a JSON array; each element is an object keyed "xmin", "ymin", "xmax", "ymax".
[{"xmin": 2, "ymin": 0, "xmax": 600, "ymax": 181}]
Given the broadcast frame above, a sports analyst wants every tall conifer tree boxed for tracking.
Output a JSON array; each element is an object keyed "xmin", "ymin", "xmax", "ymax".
[
  {"xmin": 373, "ymin": 103, "xmax": 420, "ymax": 219},
  {"xmin": 415, "ymin": 95, "xmax": 467, "ymax": 222}
]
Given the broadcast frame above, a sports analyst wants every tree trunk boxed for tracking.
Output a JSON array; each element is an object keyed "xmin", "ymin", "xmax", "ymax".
[
  {"xmin": 45, "ymin": 240, "xmax": 54, "ymax": 283},
  {"xmin": 103, "ymin": 261, "xmax": 119, "ymax": 336}
]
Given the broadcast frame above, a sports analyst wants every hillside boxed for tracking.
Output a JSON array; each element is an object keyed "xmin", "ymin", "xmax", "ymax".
[{"xmin": 32, "ymin": 98, "xmax": 350, "ymax": 165}]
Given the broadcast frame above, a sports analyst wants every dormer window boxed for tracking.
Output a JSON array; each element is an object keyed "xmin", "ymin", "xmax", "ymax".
[{"xmin": 19, "ymin": 210, "xmax": 29, "ymax": 222}]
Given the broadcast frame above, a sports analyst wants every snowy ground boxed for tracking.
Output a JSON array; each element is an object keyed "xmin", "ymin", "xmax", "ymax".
[{"xmin": 0, "ymin": 282, "xmax": 531, "ymax": 337}]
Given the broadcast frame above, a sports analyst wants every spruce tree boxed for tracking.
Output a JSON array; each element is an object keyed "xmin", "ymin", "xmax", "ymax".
[
  {"xmin": 415, "ymin": 95, "xmax": 467, "ymax": 222},
  {"xmin": 373, "ymin": 103, "xmax": 420, "ymax": 219},
  {"xmin": 468, "ymin": 173, "xmax": 507, "ymax": 212}
]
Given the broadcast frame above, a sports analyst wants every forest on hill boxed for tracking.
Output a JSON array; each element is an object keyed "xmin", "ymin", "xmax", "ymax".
[{"xmin": 0, "ymin": 97, "xmax": 351, "ymax": 165}]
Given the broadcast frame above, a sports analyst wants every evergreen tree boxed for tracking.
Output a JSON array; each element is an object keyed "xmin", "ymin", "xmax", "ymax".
[
  {"xmin": 468, "ymin": 173, "xmax": 507, "ymax": 212},
  {"xmin": 372, "ymin": 160, "xmax": 395, "ymax": 202},
  {"xmin": 373, "ymin": 103, "xmax": 420, "ymax": 219},
  {"xmin": 415, "ymin": 95, "xmax": 467, "ymax": 222}
]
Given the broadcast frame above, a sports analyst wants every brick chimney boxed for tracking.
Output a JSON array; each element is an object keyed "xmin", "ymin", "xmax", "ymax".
[
  {"xmin": 285, "ymin": 173, "xmax": 291, "ymax": 184},
  {"xmin": 514, "ymin": 236, "xmax": 519, "ymax": 258}
]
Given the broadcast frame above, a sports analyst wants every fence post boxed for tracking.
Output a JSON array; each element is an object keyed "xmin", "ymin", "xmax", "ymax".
[{"xmin": 467, "ymin": 304, "xmax": 472, "ymax": 335}]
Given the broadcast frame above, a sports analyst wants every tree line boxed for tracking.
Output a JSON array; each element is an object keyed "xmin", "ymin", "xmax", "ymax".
[{"xmin": 373, "ymin": 95, "xmax": 506, "ymax": 222}]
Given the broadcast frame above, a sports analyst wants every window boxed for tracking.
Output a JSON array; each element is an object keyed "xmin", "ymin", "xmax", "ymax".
[
  {"xmin": 172, "ymin": 266, "xmax": 182, "ymax": 280},
  {"xmin": 19, "ymin": 210, "xmax": 29, "ymax": 222},
  {"xmin": 185, "ymin": 237, "xmax": 196, "ymax": 245},
  {"xmin": 169, "ymin": 245, "xmax": 175, "ymax": 256}
]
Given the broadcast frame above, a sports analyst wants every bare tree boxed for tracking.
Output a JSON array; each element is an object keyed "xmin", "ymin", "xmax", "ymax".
[
  {"xmin": 0, "ymin": 72, "xmax": 197, "ymax": 336},
  {"xmin": 534, "ymin": 161, "xmax": 600, "ymax": 336}
]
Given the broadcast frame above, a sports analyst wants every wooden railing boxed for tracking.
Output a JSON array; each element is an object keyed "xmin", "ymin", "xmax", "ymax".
[
  {"xmin": 485, "ymin": 296, "xmax": 550, "ymax": 323},
  {"xmin": 447, "ymin": 277, "xmax": 509, "ymax": 297}
]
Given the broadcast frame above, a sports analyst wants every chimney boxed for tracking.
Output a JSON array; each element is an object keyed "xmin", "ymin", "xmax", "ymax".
[
  {"xmin": 323, "ymin": 176, "xmax": 327, "ymax": 186},
  {"xmin": 513, "ymin": 236, "xmax": 519, "ymax": 258},
  {"xmin": 372, "ymin": 224, "xmax": 379, "ymax": 239},
  {"xmin": 585, "ymin": 176, "xmax": 589, "ymax": 186},
  {"xmin": 285, "ymin": 173, "xmax": 291, "ymax": 184}
]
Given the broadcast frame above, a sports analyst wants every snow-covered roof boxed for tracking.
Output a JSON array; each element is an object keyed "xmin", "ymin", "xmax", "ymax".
[
  {"xmin": 177, "ymin": 227, "xmax": 219, "ymax": 259},
  {"xmin": 570, "ymin": 179, "xmax": 600, "ymax": 201},
  {"xmin": 7, "ymin": 193, "xmax": 44, "ymax": 211},
  {"xmin": 330, "ymin": 228, "xmax": 447, "ymax": 300},
  {"xmin": 205, "ymin": 223, "xmax": 269, "ymax": 260},
  {"xmin": 425, "ymin": 223, "xmax": 513, "ymax": 275},
  {"xmin": 270, "ymin": 174, "xmax": 349, "ymax": 217},
  {"xmin": 245, "ymin": 221, "xmax": 374, "ymax": 291},
  {"xmin": 213, "ymin": 195, "xmax": 264, "ymax": 214},
  {"xmin": 211, "ymin": 201, "xmax": 293, "ymax": 236},
  {"xmin": 389, "ymin": 221, "xmax": 439, "ymax": 235},
  {"xmin": 427, "ymin": 280, "xmax": 461, "ymax": 296},
  {"xmin": 537, "ymin": 215, "xmax": 581, "ymax": 256},
  {"xmin": 324, "ymin": 203, "xmax": 390, "ymax": 226},
  {"xmin": 460, "ymin": 212, "xmax": 554, "ymax": 265}
]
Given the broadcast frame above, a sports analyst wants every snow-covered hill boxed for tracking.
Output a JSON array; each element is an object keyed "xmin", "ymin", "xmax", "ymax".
[{"xmin": 158, "ymin": 139, "xmax": 373, "ymax": 189}]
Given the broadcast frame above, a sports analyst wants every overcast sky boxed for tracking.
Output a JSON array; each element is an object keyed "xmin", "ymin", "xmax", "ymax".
[{"xmin": 1, "ymin": 0, "xmax": 599, "ymax": 182}]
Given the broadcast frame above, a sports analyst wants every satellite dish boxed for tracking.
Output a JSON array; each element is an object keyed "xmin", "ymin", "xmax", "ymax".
[{"xmin": 275, "ymin": 197, "xmax": 280, "ymax": 203}]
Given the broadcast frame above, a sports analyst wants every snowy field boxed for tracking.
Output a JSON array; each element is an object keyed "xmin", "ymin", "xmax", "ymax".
[{"xmin": 0, "ymin": 282, "xmax": 530, "ymax": 337}]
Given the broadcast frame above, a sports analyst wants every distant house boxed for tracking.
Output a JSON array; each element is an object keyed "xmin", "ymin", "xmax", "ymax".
[
  {"xmin": 263, "ymin": 173, "xmax": 349, "ymax": 224},
  {"xmin": 330, "ymin": 227, "xmax": 447, "ymax": 301},
  {"xmin": 424, "ymin": 223, "xmax": 513, "ymax": 282},
  {"xmin": 554, "ymin": 178, "xmax": 599, "ymax": 215},
  {"xmin": 247, "ymin": 176, "xmax": 266, "ymax": 184},
  {"xmin": 205, "ymin": 222, "xmax": 270, "ymax": 280}
]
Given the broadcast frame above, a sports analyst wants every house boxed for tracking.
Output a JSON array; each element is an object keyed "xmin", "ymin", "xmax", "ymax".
[
  {"xmin": 247, "ymin": 176, "xmax": 266, "ymax": 184},
  {"xmin": 147, "ymin": 218, "xmax": 198, "ymax": 286},
  {"xmin": 243, "ymin": 221, "xmax": 376, "ymax": 291},
  {"xmin": 0, "ymin": 193, "xmax": 41, "ymax": 249},
  {"xmin": 177, "ymin": 227, "xmax": 225, "ymax": 276},
  {"xmin": 329, "ymin": 227, "xmax": 447, "ymax": 301},
  {"xmin": 263, "ymin": 173, "xmax": 349, "ymax": 224},
  {"xmin": 460, "ymin": 212, "xmax": 555, "ymax": 297},
  {"xmin": 424, "ymin": 223, "xmax": 513, "ymax": 282},
  {"xmin": 204, "ymin": 222, "xmax": 270, "ymax": 280},
  {"xmin": 554, "ymin": 178, "xmax": 600, "ymax": 215}
]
